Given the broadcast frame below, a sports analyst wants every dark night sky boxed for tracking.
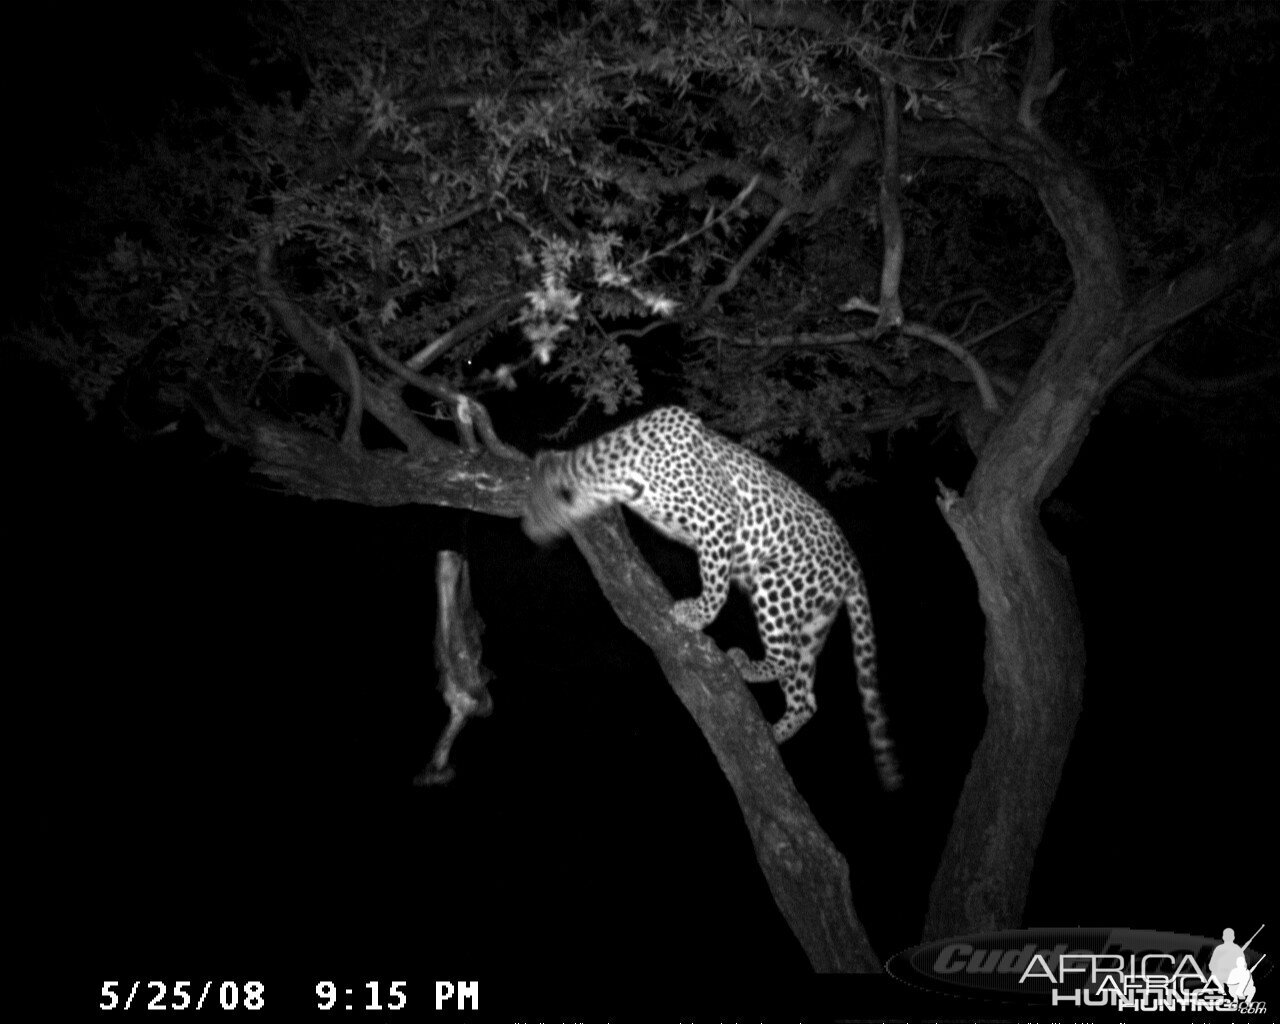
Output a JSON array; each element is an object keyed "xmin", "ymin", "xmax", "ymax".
[{"xmin": 11, "ymin": 1, "xmax": 1276, "ymax": 1014}]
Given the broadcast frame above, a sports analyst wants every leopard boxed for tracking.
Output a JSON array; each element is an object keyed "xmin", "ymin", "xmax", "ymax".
[{"xmin": 522, "ymin": 406, "xmax": 901, "ymax": 790}]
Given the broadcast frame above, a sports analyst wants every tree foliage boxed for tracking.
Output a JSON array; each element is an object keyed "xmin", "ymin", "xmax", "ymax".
[{"xmin": 21, "ymin": 1, "xmax": 1276, "ymax": 465}]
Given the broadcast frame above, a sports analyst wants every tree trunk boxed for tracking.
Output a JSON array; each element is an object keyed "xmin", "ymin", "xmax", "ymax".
[
  {"xmin": 927, "ymin": 497, "xmax": 1084, "ymax": 936},
  {"xmin": 921, "ymin": 187, "xmax": 1278, "ymax": 937},
  {"xmin": 916, "ymin": 115, "xmax": 1129, "ymax": 931}
]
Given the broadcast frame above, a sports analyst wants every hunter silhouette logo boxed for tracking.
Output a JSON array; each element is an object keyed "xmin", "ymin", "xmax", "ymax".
[{"xmin": 1210, "ymin": 925, "xmax": 1265, "ymax": 1003}]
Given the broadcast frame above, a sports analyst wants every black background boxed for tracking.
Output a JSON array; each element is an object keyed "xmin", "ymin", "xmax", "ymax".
[{"xmin": 9, "ymin": 1, "xmax": 1275, "ymax": 1014}]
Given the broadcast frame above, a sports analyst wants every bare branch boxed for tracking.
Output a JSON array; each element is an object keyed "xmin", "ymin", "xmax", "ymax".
[
  {"xmin": 964, "ymin": 292, "xmax": 1062, "ymax": 348},
  {"xmin": 360, "ymin": 331, "xmax": 458, "ymax": 403},
  {"xmin": 337, "ymin": 338, "xmax": 364, "ymax": 450},
  {"xmin": 876, "ymin": 78, "xmax": 905, "ymax": 330},
  {"xmin": 355, "ymin": 334, "xmax": 524, "ymax": 460},
  {"xmin": 406, "ymin": 293, "xmax": 524, "ymax": 372},
  {"xmin": 699, "ymin": 204, "xmax": 794, "ymax": 313},
  {"xmin": 838, "ymin": 299, "xmax": 1001, "ymax": 411},
  {"xmin": 905, "ymin": 322, "xmax": 1001, "ymax": 411},
  {"xmin": 454, "ymin": 395, "xmax": 526, "ymax": 461},
  {"xmin": 1018, "ymin": 0, "xmax": 1064, "ymax": 133}
]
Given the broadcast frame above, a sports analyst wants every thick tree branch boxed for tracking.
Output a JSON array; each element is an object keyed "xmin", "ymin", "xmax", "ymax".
[
  {"xmin": 566, "ymin": 512, "xmax": 882, "ymax": 973},
  {"xmin": 259, "ymin": 236, "xmax": 521, "ymax": 460},
  {"xmin": 194, "ymin": 384, "xmax": 529, "ymax": 515}
]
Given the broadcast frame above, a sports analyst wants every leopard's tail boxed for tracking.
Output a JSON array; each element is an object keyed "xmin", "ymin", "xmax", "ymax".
[{"xmin": 845, "ymin": 582, "xmax": 902, "ymax": 791}]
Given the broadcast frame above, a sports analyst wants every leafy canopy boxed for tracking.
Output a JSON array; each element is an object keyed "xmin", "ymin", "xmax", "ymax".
[{"xmin": 22, "ymin": 0, "xmax": 1277, "ymax": 472}]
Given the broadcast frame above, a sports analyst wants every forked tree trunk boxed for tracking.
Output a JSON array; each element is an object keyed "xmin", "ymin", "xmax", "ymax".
[
  {"xmin": 919, "ymin": 175, "xmax": 1278, "ymax": 937},
  {"xmin": 924, "ymin": 306, "xmax": 1105, "ymax": 935},
  {"xmin": 911, "ymin": 100, "xmax": 1130, "ymax": 928}
]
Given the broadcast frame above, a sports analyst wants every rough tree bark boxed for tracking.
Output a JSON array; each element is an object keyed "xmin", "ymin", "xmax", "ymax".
[
  {"xmin": 914, "ymin": 3, "xmax": 1280, "ymax": 937},
  {"xmin": 927, "ymin": 200, "xmax": 1279, "ymax": 937},
  {"xmin": 568, "ymin": 513, "xmax": 881, "ymax": 973}
]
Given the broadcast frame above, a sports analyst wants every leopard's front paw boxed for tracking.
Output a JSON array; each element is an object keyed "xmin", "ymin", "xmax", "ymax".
[
  {"xmin": 726, "ymin": 648, "xmax": 777, "ymax": 682},
  {"xmin": 671, "ymin": 598, "xmax": 712, "ymax": 630}
]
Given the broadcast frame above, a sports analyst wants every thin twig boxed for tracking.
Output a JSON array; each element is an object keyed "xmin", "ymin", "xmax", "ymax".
[
  {"xmin": 699, "ymin": 203, "xmax": 792, "ymax": 313},
  {"xmin": 337, "ymin": 338, "xmax": 364, "ymax": 449},
  {"xmin": 839, "ymin": 297, "xmax": 1000, "ymax": 411},
  {"xmin": 406, "ymin": 293, "xmax": 524, "ymax": 371}
]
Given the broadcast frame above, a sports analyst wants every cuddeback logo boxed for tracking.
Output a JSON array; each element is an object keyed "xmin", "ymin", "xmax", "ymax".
[{"xmin": 887, "ymin": 925, "xmax": 1269, "ymax": 1011}]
